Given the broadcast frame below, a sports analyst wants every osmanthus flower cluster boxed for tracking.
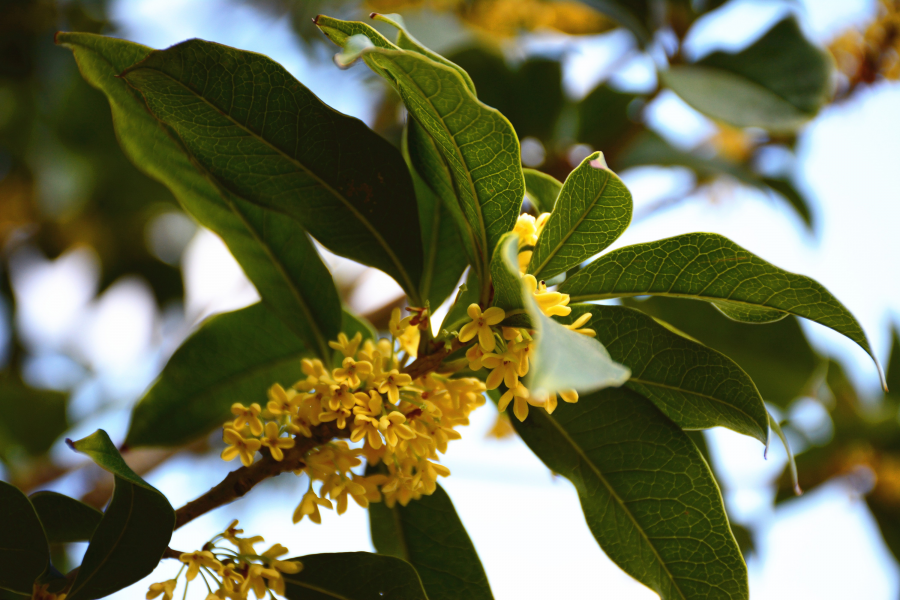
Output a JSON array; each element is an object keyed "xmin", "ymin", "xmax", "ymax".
[
  {"xmin": 219, "ymin": 309, "xmax": 487, "ymax": 515},
  {"xmin": 146, "ymin": 520, "xmax": 300, "ymax": 600}
]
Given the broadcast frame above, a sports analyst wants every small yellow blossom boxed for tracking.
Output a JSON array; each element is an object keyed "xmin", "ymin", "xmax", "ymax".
[
  {"xmin": 329, "ymin": 331, "xmax": 363, "ymax": 357},
  {"xmin": 231, "ymin": 402, "xmax": 264, "ymax": 436},
  {"xmin": 146, "ymin": 580, "xmax": 177, "ymax": 600},
  {"xmin": 524, "ymin": 275, "xmax": 571, "ymax": 317},
  {"xmin": 482, "ymin": 351, "xmax": 520, "ymax": 390},
  {"xmin": 32, "ymin": 584, "xmax": 67, "ymax": 600},
  {"xmin": 217, "ymin": 564, "xmax": 245, "ymax": 593},
  {"xmin": 378, "ymin": 369, "xmax": 413, "ymax": 404},
  {"xmin": 221, "ymin": 426, "xmax": 261, "ymax": 467},
  {"xmin": 333, "ymin": 356, "xmax": 373, "ymax": 387},
  {"xmin": 458, "ymin": 304, "xmax": 506, "ymax": 352},
  {"xmin": 259, "ymin": 421, "xmax": 295, "ymax": 461},
  {"xmin": 266, "ymin": 383, "xmax": 297, "ymax": 416},
  {"xmin": 261, "ymin": 543, "xmax": 303, "ymax": 574},
  {"xmin": 293, "ymin": 489, "xmax": 334, "ymax": 524},
  {"xmin": 179, "ymin": 550, "xmax": 222, "ymax": 581},
  {"xmin": 389, "ymin": 307, "xmax": 414, "ymax": 337},
  {"xmin": 465, "ymin": 344, "xmax": 486, "ymax": 370},
  {"xmin": 379, "ymin": 411, "xmax": 417, "ymax": 447},
  {"xmin": 498, "ymin": 383, "xmax": 540, "ymax": 422},
  {"xmin": 565, "ymin": 312, "xmax": 596, "ymax": 337}
]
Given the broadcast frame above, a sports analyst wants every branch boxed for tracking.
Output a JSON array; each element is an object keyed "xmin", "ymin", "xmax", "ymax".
[
  {"xmin": 402, "ymin": 339, "xmax": 465, "ymax": 380},
  {"xmin": 173, "ymin": 423, "xmax": 344, "ymax": 530}
]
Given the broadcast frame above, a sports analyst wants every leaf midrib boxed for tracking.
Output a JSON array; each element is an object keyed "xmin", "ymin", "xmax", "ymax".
[
  {"xmin": 531, "ymin": 170, "xmax": 613, "ymax": 278},
  {"xmin": 533, "ymin": 409, "xmax": 687, "ymax": 600},
  {"xmin": 124, "ymin": 63, "xmax": 418, "ymax": 298}
]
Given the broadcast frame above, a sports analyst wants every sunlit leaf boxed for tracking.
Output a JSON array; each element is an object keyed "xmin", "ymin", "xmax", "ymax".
[
  {"xmin": 563, "ymin": 304, "xmax": 768, "ymax": 443},
  {"xmin": 528, "ymin": 151, "xmax": 632, "ymax": 280},
  {"xmin": 282, "ymin": 552, "xmax": 427, "ymax": 600},
  {"xmin": 0, "ymin": 481, "xmax": 48, "ymax": 595},
  {"xmin": 560, "ymin": 233, "xmax": 883, "ymax": 385},
  {"xmin": 66, "ymin": 430, "xmax": 175, "ymax": 600},
  {"xmin": 57, "ymin": 33, "xmax": 343, "ymax": 360},
  {"xmin": 511, "ymin": 386, "xmax": 748, "ymax": 600},
  {"xmin": 523, "ymin": 169, "xmax": 562, "ymax": 213},
  {"xmin": 370, "ymin": 484, "xmax": 493, "ymax": 600},
  {"xmin": 126, "ymin": 303, "xmax": 308, "ymax": 447},
  {"xmin": 29, "ymin": 491, "xmax": 102, "ymax": 544},
  {"xmin": 663, "ymin": 18, "xmax": 831, "ymax": 131}
]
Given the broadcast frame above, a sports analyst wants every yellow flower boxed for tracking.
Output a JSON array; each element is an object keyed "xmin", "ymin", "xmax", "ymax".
[
  {"xmin": 377, "ymin": 369, "xmax": 413, "ymax": 404},
  {"xmin": 293, "ymin": 489, "xmax": 334, "ymax": 524},
  {"xmin": 234, "ymin": 534, "xmax": 264, "ymax": 556},
  {"xmin": 221, "ymin": 519, "xmax": 243, "ymax": 544},
  {"xmin": 389, "ymin": 307, "xmax": 414, "ymax": 337},
  {"xmin": 523, "ymin": 275, "xmax": 571, "ymax": 317},
  {"xmin": 231, "ymin": 402, "xmax": 264, "ymax": 436},
  {"xmin": 379, "ymin": 411, "xmax": 417, "ymax": 447},
  {"xmin": 179, "ymin": 550, "xmax": 222, "ymax": 581},
  {"xmin": 240, "ymin": 563, "xmax": 282, "ymax": 599},
  {"xmin": 543, "ymin": 389, "xmax": 579, "ymax": 414},
  {"xmin": 465, "ymin": 344, "xmax": 486, "ymax": 370},
  {"xmin": 458, "ymin": 304, "xmax": 505, "ymax": 352},
  {"xmin": 498, "ymin": 383, "xmax": 540, "ymax": 422},
  {"xmin": 565, "ymin": 312, "xmax": 596, "ymax": 337},
  {"xmin": 260, "ymin": 421, "xmax": 295, "ymax": 461},
  {"xmin": 266, "ymin": 383, "xmax": 297, "ymax": 416},
  {"xmin": 351, "ymin": 414, "xmax": 383, "ymax": 449},
  {"xmin": 221, "ymin": 426, "xmax": 261, "ymax": 467},
  {"xmin": 332, "ymin": 356, "xmax": 373, "ymax": 387},
  {"xmin": 146, "ymin": 580, "xmax": 177, "ymax": 600},
  {"xmin": 482, "ymin": 351, "xmax": 520, "ymax": 390},
  {"xmin": 262, "ymin": 543, "xmax": 303, "ymax": 574},
  {"xmin": 398, "ymin": 323, "xmax": 421, "ymax": 358},
  {"xmin": 318, "ymin": 405, "xmax": 351, "ymax": 429},
  {"xmin": 327, "ymin": 383, "xmax": 358, "ymax": 411},
  {"xmin": 329, "ymin": 331, "xmax": 363, "ymax": 357}
]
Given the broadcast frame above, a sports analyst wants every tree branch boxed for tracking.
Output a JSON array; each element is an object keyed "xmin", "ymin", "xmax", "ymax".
[{"xmin": 402, "ymin": 339, "xmax": 465, "ymax": 380}]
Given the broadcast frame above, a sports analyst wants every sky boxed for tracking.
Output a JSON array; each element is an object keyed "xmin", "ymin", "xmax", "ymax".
[{"xmin": 10, "ymin": 0, "xmax": 900, "ymax": 598}]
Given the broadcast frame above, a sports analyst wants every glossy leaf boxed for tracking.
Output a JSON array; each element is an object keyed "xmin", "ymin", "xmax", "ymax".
[
  {"xmin": 563, "ymin": 304, "xmax": 768, "ymax": 443},
  {"xmin": 57, "ymin": 33, "xmax": 343, "ymax": 360},
  {"xmin": 317, "ymin": 16, "xmax": 524, "ymax": 294},
  {"xmin": 282, "ymin": 552, "xmax": 427, "ymax": 600},
  {"xmin": 127, "ymin": 303, "xmax": 308, "ymax": 447},
  {"xmin": 490, "ymin": 232, "xmax": 527, "ymax": 322},
  {"xmin": 66, "ymin": 430, "xmax": 175, "ymax": 600},
  {"xmin": 0, "ymin": 374, "xmax": 67, "ymax": 458},
  {"xmin": 120, "ymin": 38, "xmax": 423, "ymax": 300},
  {"xmin": 560, "ymin": 233, "xmax": 882, "ymax": 384},
  {"xmin": 370, "ymin": 484, "xmax": 493, "ymax": 600},
  {"xmin": 623, "ymin": 296, "xmax": 820, "ymax": 408},
  {"xmin": 523, "ymin": 169, "xmax": 562, "ymax": 213},
  {"xmin": 404, "ymin": 123, "xmax": 469, "ymax": 310},
  {"xmin": 0, "ymin": 481, "xmax": 48, "ymax": 595},
  {"xmin": 663, "ymin": 18, "xmax": 831, "ymax": 131},
  {"xmin": 439, "ymin": 268, "xmax": 480, "ymax": 337},
  {"xmin": 495, "ymin": 234, "xmax": 630, "ymax": 395},
  {"xmin": 29, "ymin": 491, "xmax": 103, "ymax": 544},
  {"xmin": 512, "ymin": 386, "xmax": 748, "ymax": 599},
  {"xmin": 528, "ymin": 151, "xmax": 632, "ymax": 280}
]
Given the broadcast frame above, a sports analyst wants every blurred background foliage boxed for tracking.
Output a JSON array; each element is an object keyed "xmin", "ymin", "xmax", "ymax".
[{"xmin": 2, "ymin": 0, "xmax": 900, "ymax": 591}]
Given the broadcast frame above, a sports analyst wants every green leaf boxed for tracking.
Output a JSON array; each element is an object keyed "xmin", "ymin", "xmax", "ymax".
[
  {"xmin": 623, "ymin": 296, "xmax": 821, "ymax": 408},
  {"xmin": 511, "ymin": 386, "xmax": 748, "ymax": 600},
  {"xmin": 282, "ymin": 552, "xmax": 428, "ymax": 600},
  {"xmin": 126, "ymin": 303, "xmax": 308, "ymax": 447},
  {"xmin": 438, "ymin": 268, "xmax": 480, "ymax": 337},
  {"xmin": 0, "ymin": 374, "xmax": 68, "ymax": 459},
  {"xmin": 528, "ymin": 151, "xmax": 632, "ymax": 280},
  {"xmin": 65, "ymin": 430, "xmax": 175, "ymax": 600},
  {"xmin": 560, "ymin": 232, "xmax": 883, "ymax": 386},
  {"xmin": 317, "ymin": 16, "xmax": 525, "ymax": 299},
  {"xmin": 885, "ymin": 324, "xmax": 900, "ymax": 395},
  {"xmin": 768, "ymin": 412, "xmax": 801, "ymax": 496},
  {"xmin": 0, "ymin": 481, "xmax": 48, "ymax": 595},
  {"xmin": 562, "ymin": 304, "xmax": 768, "ymax": 443},
  {"xmin": 29, "ymin": 492, "xmax": 103, "ymax": 544},
  {"xmin": 341, "ymin": 308, "xmax": 378, "ymax": 342},
  {"xmin": 489, "ymin": 232, "xmax": 527, "ymax": 321},
  {"xmin": 494, "ymin": 234, "xmax": 630, "ymax": 395},
  {"xmin": 761, "ymin": 177, "xmax": 814, "ymax": 229},
  {"xmin": 369, "ymin": 484, "xmax": 493, "ymax": 600},
  {"xmin": 404, "ymin": 123, "xmax": 469, "ymax": 310},
  {"xmin": 57, "ymin": 33, "xmax": 342, "ymax": 360},
  {"xmin": 577, "ymin": 0, "xmax": 653, "ymax": 46},
  {"xmin": 118, "ymin": 38, "xmax": 423, "ymax": 301},
  {"xmin": 576, "ymin": 84, "xmax": 637, "ymax": 152},
  {"xmin": 523, "ymin": 169, "xmax": 562, "ymax": 213},
  {"xmin": 662, "ymin": 18, "xmax": 832, "ymax": 131}
]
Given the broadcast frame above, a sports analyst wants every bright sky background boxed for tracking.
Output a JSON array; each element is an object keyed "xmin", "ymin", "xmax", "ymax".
[{"xmin": 9, "ymin": 0, "xmax": 900, "ymax": 598}]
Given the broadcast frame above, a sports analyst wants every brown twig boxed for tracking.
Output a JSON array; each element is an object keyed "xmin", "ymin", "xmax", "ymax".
[
  {"xmin": 173, "ymin": 423, "xmax": 344, "ymax": 530},
  {"xmin": 402, "ymin": 339, "xmax": 465, "ymax": 380}
]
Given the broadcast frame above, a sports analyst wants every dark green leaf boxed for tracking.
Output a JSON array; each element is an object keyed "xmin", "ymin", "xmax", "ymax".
[
  {"xmin": 438, "ymin": 268, "xmax": 480, "ymax": 337},
  {"xmin": 494, "ymin": 234, "xmax": 630, "ymax": 395},
  {"xmin": 761, "ymin": 177, "xmax": 813, "ymax": 229},
  {"xmin": 511, "ymin": 386, "xmax": 748, "ymax": 600},
  {"xmin": 577, "ymin": 0, "xmax": 653, "ymax": 45},
  {"xmin": 768, "ymin": 412, "xmax": 801, "ymax": 496},
  {"xmin": 663, "ymin": 18, "xmax": 831, "ymax": 131},
  {"xmin": 282, "ymin": 552, "xmax": 427, "ymax": 600},
  {"xmin": 0, "ymin": 374, "xmax": 67, "ymax": 459},
  {"xmin": 562, "ymin": 304, "xmax": 768, "ymax": 443},
  {"xmin": 576, "ymin": 84, "xmax": 637, "ymax": 152},
  {"xmin": 57, "ymin": 33, "xmax": 342, "ymax": 360},
  {"xmin": 317, "ymin": 17, "xmax": 525, "ymax": 299},
  {"xmin": 29, "ymin": 491, "xmax": 102, "ymax": 544},
  {"xmin": 370, "ymin": 484, "xmax": 493, "ymax": 600},
  {"xmin": 528, "ymin": 151, "xmax": 632, "ymax": 280},
  {"xmin": 126, "ymin": 303, "xmax": 308, "ymax": 447},
  {"xmin": 489, "ymin": 232, "xmax": 527, "ymax": 321},
  {"xmin": 867, "ymin": 495, "xmax": 900, "ymax": 565},
  {"xmin": 560, "ymin": 233, "xmax": 883, "ymax": 385},
  {"xmin": 523, "ymin": 169, "xmax": 562, "ymax": 213},
  {"xmin": 342, "ymin": 309, "xmax": 378, "ymax": 342},
  {"xmin": 886, "ymin": 325, "xmax": 900, "ymax": 395},
  {"xmin": 119, "ymin": 38, "xmax": 423, "ymax": 300},
  {"xmin": 0, "ymin": 481, "xmax": 48, "ymax": 595},
  {"xmin": 623, "ymin": 297, "xmax": 820, "ymax": 408},
  {"xmin": 65, "ymin": 430, "xmax": 175, "ymax": 600},
  {"xmin": 404, "ymin": 123, "xmax": 468, "ymax": 310}
]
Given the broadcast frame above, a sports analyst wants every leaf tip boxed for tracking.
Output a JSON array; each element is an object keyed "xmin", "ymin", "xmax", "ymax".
[
  {"xmin": 312, "ymin": 14, "xmax": 320, "ymax": 25},
  {"xmin": 369, "ymin": 12, "xmax": 379, "ymax": 19},
  {"xmin": 65, "ymin": 438, "xmax": 75, "ymax": 451},
  {"xmin": 589, "ymin": 153, "xmax": 609, "ymax": 170}
]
